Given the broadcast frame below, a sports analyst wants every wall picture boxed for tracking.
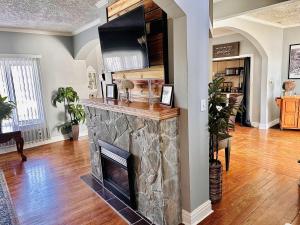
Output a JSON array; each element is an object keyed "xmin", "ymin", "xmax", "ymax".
[{"xmin": 289, "ymin": 44, "xmax": 300, "ymax": 79}]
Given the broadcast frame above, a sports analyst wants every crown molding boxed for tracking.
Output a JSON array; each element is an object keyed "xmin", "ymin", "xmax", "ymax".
[
  {"xmin": 72, "ymin": 18, "xmax": 102, "ymax": 35},
  {"xmin": 0, "ymin": 27, "xmax": 72, "ymax": 36}
]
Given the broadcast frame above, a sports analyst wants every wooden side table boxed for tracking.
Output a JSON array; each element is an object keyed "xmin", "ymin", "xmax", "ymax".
[{"xmin": 0, "ymin": 131, "xmax": 27, "ymax": 161}]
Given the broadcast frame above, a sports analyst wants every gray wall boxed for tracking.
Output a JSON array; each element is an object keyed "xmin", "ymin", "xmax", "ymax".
[
  {"xmin": 282, "ymin": 26, "xmax": 300, "ymax": 94},
  {"xmin": 73, "ymin": 7, "xmax": 106, "ymax": 59},
  {"xmin": 213, "ymin": 33, "xmax": 262, "ymax": 124},
  {"xmin": 0, "ymin": 31, "xmax": 89, "ymax": 138},
  {"xmin": 73, "ymin": 24, "xmax": 100, "ymax": 59},
  {"xmin": 172, "ymin": 0, "xmax": 210, "ymax": 212}
]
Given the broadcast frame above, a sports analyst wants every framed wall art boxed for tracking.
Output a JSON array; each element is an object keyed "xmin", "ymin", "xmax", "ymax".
[{"xmin": 288, "ymin": 44, "xmax": 300, "ymax": 79}]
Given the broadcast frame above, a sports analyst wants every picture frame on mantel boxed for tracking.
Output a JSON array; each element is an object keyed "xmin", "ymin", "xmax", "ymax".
[
  {"xmin": 106, "ymin": 83, "xmax": 118, "ymax": 100},
  {"xmin": 160, "ymin": 85, "xmax": 174, "ymax": 107},
  {"xmin": 288, "ymin": 44, "xmax": 300, "ymax": 79}
]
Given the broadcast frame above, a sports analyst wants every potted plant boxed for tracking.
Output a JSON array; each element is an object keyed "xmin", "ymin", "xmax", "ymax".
[
  {"xmin": 68, "ymin": 104, "xmax": 85, "ymax": 140},
  {"xmin": 52, "ymin": 87, "xmax": 85, "ymax": 140},
  {"xmin": 208, "ymin": 77, "xmax": 238, "ymax": 203},
  {"xmin": 0, "ymin": 95, "xmax": 15, "ymax": 134}
]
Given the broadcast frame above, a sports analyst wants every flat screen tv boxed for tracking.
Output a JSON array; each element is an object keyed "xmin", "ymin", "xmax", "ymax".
[{"xmin": 98, "ymin": 6, "xmax": 149, "ymax": 73}]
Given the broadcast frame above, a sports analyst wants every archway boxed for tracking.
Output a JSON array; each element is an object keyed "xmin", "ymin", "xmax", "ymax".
[
  {"xmin": 215, "ymin": 17, "xmax": 284, "ymax": 128},
  {"xmin": 213, "ymin": 25, "xmax": 268, "ymax": 127}
]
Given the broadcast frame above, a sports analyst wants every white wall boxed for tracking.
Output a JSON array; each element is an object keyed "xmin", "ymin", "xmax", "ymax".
[
  {"xmin": 282, "ymin": 26, "xmax": 300, "ymax": 94},
  {"xmin": 0, "ymin": 31, "xmax": 89, "ymax": 139},
  {"xmin": 213, "ymin": 33, "xmax": 262, "ymax": 124}
]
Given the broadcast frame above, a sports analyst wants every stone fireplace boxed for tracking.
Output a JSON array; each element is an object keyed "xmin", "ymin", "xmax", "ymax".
[{"xmin": 83, "ymin": 99, "xmax": 181, "ymax": 225}]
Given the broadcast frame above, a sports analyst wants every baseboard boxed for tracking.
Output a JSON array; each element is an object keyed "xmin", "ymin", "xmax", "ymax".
[
  {"xmin": 182, "ymin": 200, "xmax": 213, "ymax": 225},
  {"xmin": 0, "ymin": 130, "xmax": 88, "ymax": 154},
  {"xmin": 268, "ymin": 118, "xmax": 279, "ymax": 128},
  {"xmin": 259, "ymin": 118, "xmax": 279, "ymax": 130},
  {"xmin": 251, "ymin": 122, "xmax": 260, "ymax": 128}
]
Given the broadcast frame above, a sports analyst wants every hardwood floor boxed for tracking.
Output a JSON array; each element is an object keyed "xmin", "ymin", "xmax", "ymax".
[
  {"xmin": 200, "ymin": 126, "xmax": 300, "ymax": 225},
  {"xmin": 0, "ymin": 126, "xmax": 299, "ymax": 225},
  {"xmin": 0, "ymin": 139, "xmax": 127, "ymax": 225}
]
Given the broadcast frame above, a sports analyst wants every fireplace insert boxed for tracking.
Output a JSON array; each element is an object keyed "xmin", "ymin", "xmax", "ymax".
[{"xmin": 98, "ymin": 140, "xmax": 136, "ymax": 209}]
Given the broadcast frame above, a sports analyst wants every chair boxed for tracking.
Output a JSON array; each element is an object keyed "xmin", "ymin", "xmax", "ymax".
[
  {"xmin": 216, "ymin": 138, "xmax": 231, "ymax": 171},
  {"xmin": 229, "ymin": 94, "xmax": 244, "ymax": 130}
]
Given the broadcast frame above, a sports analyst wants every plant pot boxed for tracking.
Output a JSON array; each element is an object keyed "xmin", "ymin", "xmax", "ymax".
[
  {"xmin": 72, "ymin": 125, "xmax": 80, "ymax": 141},
  {"xmin": 209, "ymin": 160, "xmax": 223, "ymax": 203}
]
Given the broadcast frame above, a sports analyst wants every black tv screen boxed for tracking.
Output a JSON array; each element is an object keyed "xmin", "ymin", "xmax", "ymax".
[{"xmin": 98, "ymin": 6, "xmax": 149, "ymax": 72}]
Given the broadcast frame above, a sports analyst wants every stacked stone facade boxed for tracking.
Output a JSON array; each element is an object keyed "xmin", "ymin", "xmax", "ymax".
[{"xmin": 85, "ymin": 106, "xmax": 181, "ymax": 225}]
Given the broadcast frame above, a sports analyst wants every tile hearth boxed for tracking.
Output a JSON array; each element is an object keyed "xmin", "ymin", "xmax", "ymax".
[{"xmin": 81, "ymin": 174, "xmax": 154, "ymax": 225}]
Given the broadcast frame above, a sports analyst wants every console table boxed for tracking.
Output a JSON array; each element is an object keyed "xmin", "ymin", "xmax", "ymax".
[{"xmin": 0, "ymin": 131, "xmax": 27, "ymax": 161}]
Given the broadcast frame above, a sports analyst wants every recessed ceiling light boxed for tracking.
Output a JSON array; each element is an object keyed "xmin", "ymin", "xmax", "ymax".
[{"xmin": 95, "ymin": 0, "xmax": 108, "ymax": 9}]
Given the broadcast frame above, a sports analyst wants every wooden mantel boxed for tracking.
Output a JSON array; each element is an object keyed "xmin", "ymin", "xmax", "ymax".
[{"xmin": 81, "ymin": 99, "xmax": 180, "ymax": 121}]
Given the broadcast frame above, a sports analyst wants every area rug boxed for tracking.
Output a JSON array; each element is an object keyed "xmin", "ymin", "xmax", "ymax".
[{"xmin": 0, "ymin": 170, "xmax": 19, "ymax": 225}]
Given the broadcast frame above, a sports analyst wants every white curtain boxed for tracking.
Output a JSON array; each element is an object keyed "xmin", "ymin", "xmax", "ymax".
[{"xmin": 0, "ymin": 57, "xmax": 49, "ymax": 145}]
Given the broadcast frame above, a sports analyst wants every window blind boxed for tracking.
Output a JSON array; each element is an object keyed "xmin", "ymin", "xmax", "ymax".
[{"xmin": 0, "ymin": 57, "xmax": 49, "ymax": 145}]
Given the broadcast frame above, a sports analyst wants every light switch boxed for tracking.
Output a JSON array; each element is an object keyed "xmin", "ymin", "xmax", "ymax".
[{"xmin": 201, "ymin": 99, "xmax": 207, "ymax": 112}]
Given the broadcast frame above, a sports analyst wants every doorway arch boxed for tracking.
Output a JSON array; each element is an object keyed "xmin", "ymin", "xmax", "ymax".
[{"xmin": 214, "ymin": 22, "xmax": 273, "ymax": 128}]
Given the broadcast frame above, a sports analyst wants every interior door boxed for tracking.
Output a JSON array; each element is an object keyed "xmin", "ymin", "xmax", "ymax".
[{"xmin": 282, "ymin": 99, "xmax": 299, "ymax": 128}]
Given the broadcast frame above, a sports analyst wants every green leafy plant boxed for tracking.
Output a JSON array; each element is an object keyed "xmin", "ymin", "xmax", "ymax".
[
  {"xmin": 68, "ymin": 104, "xmax": 85, "ymax": 125},
  {"xmin": 52, "ymin": 87, "xmax": 85, "ymax": 135},
  {"xmin": 208, "ymin": 77, "xmax": 239, "ymax": 164},
  {"xmin": 0, "ymin": 95, "xmax": 15, "ymax": 133}
]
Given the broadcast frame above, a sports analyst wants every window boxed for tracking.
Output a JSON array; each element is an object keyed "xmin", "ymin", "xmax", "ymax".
[{"xmin": 0, "ymin": 57, "xmax": 48, "ymax": 142}]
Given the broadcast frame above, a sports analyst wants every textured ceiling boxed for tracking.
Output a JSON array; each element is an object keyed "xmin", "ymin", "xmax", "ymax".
[
  {"xmin": 246, "ymin": 1, "xmax": 300, "ymax": 27},
  {"xmin": 0, "ymin": 0, "xmax": 105, "ymax": 33}
]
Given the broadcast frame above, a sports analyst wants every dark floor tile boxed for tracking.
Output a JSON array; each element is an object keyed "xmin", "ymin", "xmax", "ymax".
[
  {"xmin": 107, "ymin": 197, "xmax": 127, "ymax": 211},
  {"xmin": 80, "ymin": 174, "xmax": 103, "ymax": 191},
  {"xmin": 133, "ymin": 219, "xmax": 151, "ymax": 225},
  {"xmin": 95, "ymin": 187, "xmax": 115, "ymax": 200},
  {"xmin": 137, "ymin": 213, "xmax": 153, "ymax": 224},
  {"xmin": 119, "ymin": 207, "xmax": 141, "ymax": 224}
]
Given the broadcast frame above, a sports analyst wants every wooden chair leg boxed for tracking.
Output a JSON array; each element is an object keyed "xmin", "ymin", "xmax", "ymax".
[{"xmin": 225, "ymin": 139, "xmax": 231, "ymax": 171}]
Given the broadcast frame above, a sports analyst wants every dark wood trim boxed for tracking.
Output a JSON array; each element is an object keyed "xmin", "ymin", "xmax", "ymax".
[
  {"xmin": 162, "ymin": 11, "xmax": 169, "ymax": 83},
  {"xmin": 0, "ymin": 131, "xmax": 27, "ymax": 161}
]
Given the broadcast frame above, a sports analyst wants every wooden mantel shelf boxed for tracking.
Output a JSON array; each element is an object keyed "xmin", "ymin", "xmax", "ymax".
[{"xmin": 81, "ymin": 99, "xmax": 180, "ymax": 121}]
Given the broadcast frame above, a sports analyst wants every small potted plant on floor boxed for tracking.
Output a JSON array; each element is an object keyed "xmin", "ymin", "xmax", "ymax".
[
  {"xmin": 208, "ymin": 77, "xmax": 238, "ymax": 203},
  {"xmin": 0, "ymin": 95, "xmax": 15, "ymax": 134},
  {"xmin": 52, "ymin": 87, "xmax": 85, "ymax": 140}
]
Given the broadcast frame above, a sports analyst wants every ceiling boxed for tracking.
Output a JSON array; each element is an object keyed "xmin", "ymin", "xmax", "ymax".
[
  {"xmin": 0, "ymin": 0, "xmax": 106, "ymax": 34},
  {"xmin": 245, "ymin": 0, "xmax": 300, "ymax": 27}
]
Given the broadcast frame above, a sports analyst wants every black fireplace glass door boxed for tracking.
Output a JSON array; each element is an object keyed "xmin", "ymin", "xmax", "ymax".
[{"xmin": 102, "ymin": 156, "xmax": 130, "ymax": 197}]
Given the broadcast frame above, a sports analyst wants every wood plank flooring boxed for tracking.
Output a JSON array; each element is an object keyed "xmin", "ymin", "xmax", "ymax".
[
  {"xmin": 0, "ymin": 126, "xmax": 299, "ymax": 225},
  {"xmin": 200, "ymin": 126, "xmax": 300, "ymax": 225},
  {"xmin": 0, "ymin": 139, "xmax": 127, "ymax": 225}
]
